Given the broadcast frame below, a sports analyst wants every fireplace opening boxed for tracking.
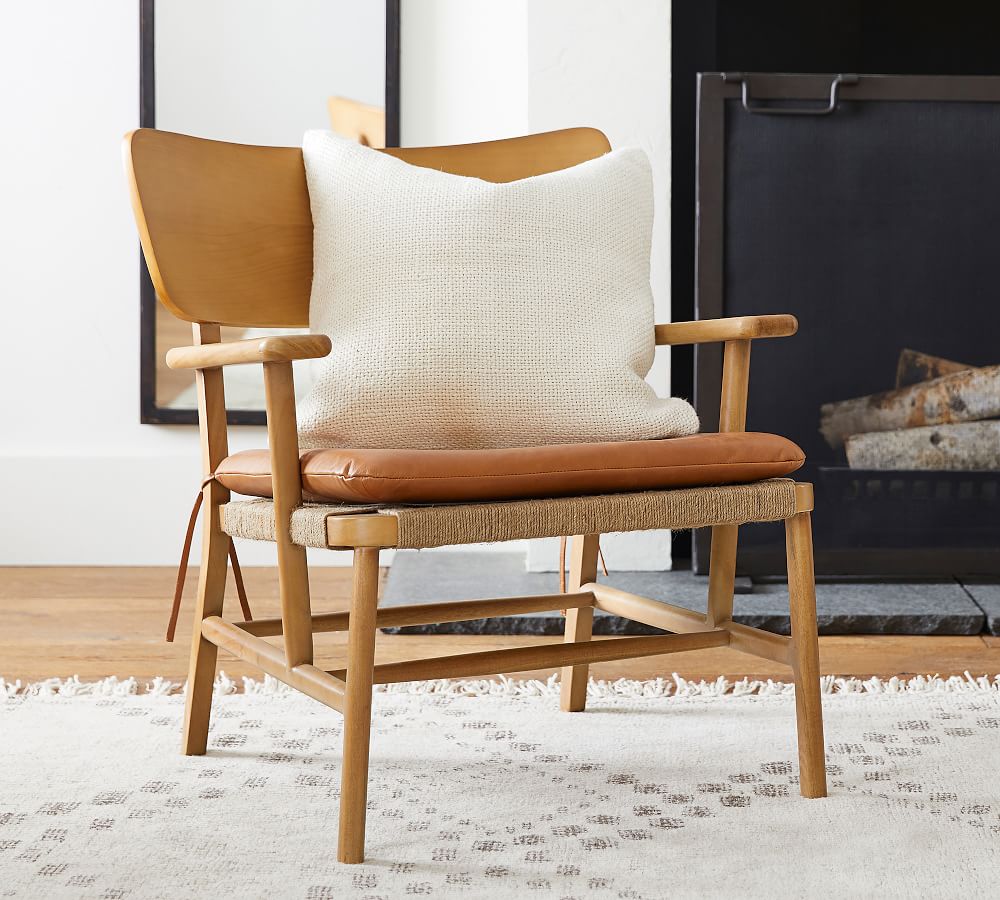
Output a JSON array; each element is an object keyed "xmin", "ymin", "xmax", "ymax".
[{"xmin": 671, "ymin": 1, "xmax": 1000, "ymax": 577}]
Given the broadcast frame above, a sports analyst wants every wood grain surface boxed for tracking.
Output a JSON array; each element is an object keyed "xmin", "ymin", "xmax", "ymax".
[{"xmin": 1, "ymin": 567, "xmax": 997, "ymax": 685}]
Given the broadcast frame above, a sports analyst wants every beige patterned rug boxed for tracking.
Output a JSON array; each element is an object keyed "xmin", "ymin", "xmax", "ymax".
[{"xmin": 2, "ymin": 675, "xmax": 1000, "ymax": 899}]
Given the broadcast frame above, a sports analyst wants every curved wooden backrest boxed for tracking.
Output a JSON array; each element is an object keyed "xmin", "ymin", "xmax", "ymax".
[{"xmin": 124, "ymin": 127, "xmax": 612, "ymax": 328}]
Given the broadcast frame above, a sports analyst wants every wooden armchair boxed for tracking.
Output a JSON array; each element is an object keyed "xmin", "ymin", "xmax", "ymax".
[{"xmin": 124, "ymin": 126, "xmax": 826, "ymax": 865}]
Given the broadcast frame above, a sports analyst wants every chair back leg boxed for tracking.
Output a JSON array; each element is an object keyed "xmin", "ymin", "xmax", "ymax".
[
  {"xmin": 182, "ymin": 483, "xmax": 229, "ymax": 755},
  {"xmin": 338, "ymin": 547, "xmax": 381, "ymax": 863},
  {"xmin": 706, "ymin": 524, "xmax": 739, "ymax": 626},
  {"xmin": 560, "ymin": 533, "xmax": 601, "ymax": 712},
  {"xmin": 785, "ymin": 510, "xmax": 828, "ymax": 798}
]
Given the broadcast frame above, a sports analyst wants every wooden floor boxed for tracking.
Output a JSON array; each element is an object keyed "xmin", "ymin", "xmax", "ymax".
[{"xmin": 2, "ymin": 567, "xmax": 998, "ymax": 685}]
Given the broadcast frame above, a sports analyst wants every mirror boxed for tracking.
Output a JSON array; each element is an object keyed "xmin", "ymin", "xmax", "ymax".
[{"xmin": 139, "ymin": 0, "xmax": 401, "ymax": 424}]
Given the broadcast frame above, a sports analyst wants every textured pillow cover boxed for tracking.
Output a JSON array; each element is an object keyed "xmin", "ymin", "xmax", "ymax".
[{"xmin": 297, "ymin": 131, "xmax": 699, "ymax": 450}]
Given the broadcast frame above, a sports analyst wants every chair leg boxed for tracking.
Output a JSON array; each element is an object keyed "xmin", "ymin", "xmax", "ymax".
[
  {"xmin": 338, "ymin": 547, "xmax": 380, "ymax": 864},
  {"xmin": 560, "ymin": 534, "xmax": 600, "ymax": 713},
  {"xmin": 182, "ymin": 490, "xmax": 229, "ymax": 755},
  {"xmin": 785, "ymin": 510, "xmax": 828, "ymax": 798},
  {"xmin": 706, "ymin": 524, "xmax": 739, "ymax": 627}
]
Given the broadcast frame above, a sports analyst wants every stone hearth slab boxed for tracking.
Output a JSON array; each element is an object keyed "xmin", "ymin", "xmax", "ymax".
[
  {"xmin": 959, "ymin": 581, "xmax": 1000, "ymax": 635},
  {"xmin": 381, "ymin": 551, "xmax": 984, "ymax": 636}
]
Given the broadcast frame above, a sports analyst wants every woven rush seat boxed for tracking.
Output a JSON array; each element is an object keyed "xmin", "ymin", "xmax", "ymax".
[
  {"xmin": 221, "ymin": 478, "xmax": 799, "ymax": 549},
  {"xmin": 214, "ymin": 432, "xmax": 804, "ymax": 505}
]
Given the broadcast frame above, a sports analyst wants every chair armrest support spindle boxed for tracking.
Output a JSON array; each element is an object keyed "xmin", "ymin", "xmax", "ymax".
[{"xmin": 654, "ymin": 315, "xmax": 797, "ymax": 433}]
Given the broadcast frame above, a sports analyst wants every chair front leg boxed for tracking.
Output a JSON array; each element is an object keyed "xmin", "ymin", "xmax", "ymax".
[
  {"xmin": 785, "ymin": 510, "xmax": 828, "ymax": 798},
  {"xmin": 560, "ymin": 533, "xmax": 601, "ymax": 712},
  {"xmin": 338, "ymin": 547, "xmax": 381, "ymax": 864},
  {"xmin": 182, "ymin": 482, "xmax": 229, "ymax": 755}
]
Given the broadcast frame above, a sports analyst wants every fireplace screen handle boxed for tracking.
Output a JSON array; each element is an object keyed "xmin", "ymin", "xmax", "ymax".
[{"xmin": 723, "ymin": 73, "xmax": 859, "ymax": 116}]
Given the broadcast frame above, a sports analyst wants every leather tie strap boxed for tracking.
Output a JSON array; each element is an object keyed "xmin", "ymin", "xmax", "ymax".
[
  {"xmin": 559, "ymin": 536, "xmax": 567, "ymax": 595},
  {"xmin": 166, "ymin": 476, "xmax": 252, "ymax": 642}
]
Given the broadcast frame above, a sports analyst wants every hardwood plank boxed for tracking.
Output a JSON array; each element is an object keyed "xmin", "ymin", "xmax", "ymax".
[
  {"xmin": 1, "ymin": 568, "xmax": 997, "ymax": 686},
  {"xmin": 0, "ymin": 566, "xmax": 356, "ymax": 601}
]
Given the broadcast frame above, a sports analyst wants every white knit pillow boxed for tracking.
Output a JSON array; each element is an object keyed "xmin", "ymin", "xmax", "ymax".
[{"xmin": 297, "ymin": 131, "xmax": 699, "ymax": 450}]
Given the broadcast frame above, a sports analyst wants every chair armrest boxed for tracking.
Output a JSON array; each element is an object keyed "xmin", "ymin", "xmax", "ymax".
[
  {"xmin": 166, "ymin": 334, "xmax": 332, "ymax": 370},
  {"xmin": 656, "ymin": 316, "xmax": 797, "ymax": 434},
  {"xmin": 654, "ymin": 315, "xmax": 797, "ymax": 346}
]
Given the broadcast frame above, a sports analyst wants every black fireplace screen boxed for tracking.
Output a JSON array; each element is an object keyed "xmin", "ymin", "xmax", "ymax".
[{"xmin": 694, "ymin": 74, "xmax": 1000, "ymax": 576}]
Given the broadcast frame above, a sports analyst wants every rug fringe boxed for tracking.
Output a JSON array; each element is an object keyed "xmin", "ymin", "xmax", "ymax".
[{"xmin": 3, "ymin": 671, "xmax": 1000, "ymax": 699}]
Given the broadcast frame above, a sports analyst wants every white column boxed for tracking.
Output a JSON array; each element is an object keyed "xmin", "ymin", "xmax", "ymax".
[{"xmin": 525, "ymin": 0, "xmax": 675, "ymax": 572}]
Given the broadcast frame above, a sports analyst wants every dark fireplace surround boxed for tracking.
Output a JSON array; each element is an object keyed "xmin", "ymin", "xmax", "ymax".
[{"xmin": 671, "ymin": 1, "xmax": 1000, "ymax": 577}]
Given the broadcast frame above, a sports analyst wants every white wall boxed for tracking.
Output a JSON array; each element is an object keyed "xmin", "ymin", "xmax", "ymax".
[
  {"xmin": 401, "ymin": 0, "xmax": 529, "ymax": 146},
  {"xmin": 0, "ymin": 3, "xmax": 330, "ymax": 566},
  {"xmin": 0, "ymin": 1, "xmax": 675, "ymax": 569},
  {"xmin": 524, "ymin": 0, "xmax": 674, "ymax": 571},
  {"xmin": 528, "ymin": 0, "xmax": 672, "ymax": 381}
]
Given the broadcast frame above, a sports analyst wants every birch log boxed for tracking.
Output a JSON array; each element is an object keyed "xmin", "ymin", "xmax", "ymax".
[
  {"xmin": 895, "ymin": 349, "xmax": 974, "ymax": 389},
  {"xmin": 820, "ymin": 364, "xmax": 1000, "ymax": 449},
  {"xmin": 845, "ymin": 421, "xmax": 1000, "ymax": 470}
]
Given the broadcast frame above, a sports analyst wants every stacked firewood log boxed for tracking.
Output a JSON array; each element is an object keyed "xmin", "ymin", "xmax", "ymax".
[{"xmin": 820, "ymin": 349, "xmax": 1000, "ymax": 470}]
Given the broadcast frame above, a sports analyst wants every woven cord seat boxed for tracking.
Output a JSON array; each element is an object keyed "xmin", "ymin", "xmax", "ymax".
[{"xmin": 221, "ymin": 478, "xmax": 798, "ymax": 549}]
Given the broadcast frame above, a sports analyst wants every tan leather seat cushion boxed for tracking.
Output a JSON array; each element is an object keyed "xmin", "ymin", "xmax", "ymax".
[{"xmin": 214, "ymin": 432, "xmax": 804, "ymax": 505}]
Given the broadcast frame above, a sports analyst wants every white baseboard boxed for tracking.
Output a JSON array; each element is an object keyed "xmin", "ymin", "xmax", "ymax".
[
  {"xmin": 525, "ymin": 531, "xmax": 672, "ymax": 572},
  {"xmin": 0, "ymin": 456, "xmax": 360, "ymax": 566}
]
